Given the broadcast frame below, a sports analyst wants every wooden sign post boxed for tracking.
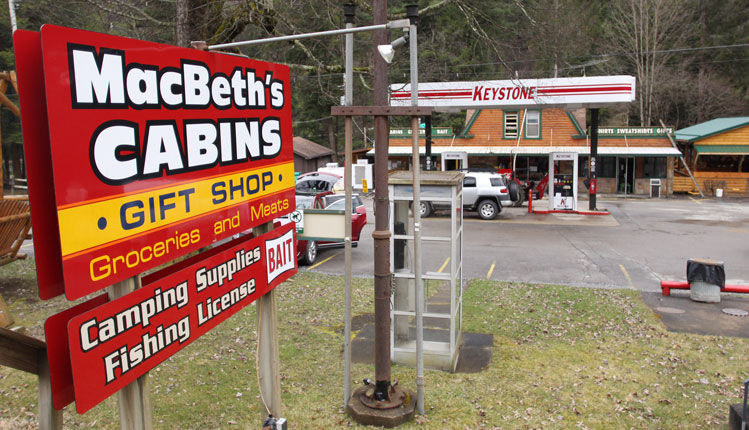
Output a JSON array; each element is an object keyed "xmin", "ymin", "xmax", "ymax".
[
  {"xmin": 0, "ymin": 327, "xmax": 62, "ymax": 430},
  {"xmin": 13, "ymin": 24, "xmax": 297, "ymax": 427}
]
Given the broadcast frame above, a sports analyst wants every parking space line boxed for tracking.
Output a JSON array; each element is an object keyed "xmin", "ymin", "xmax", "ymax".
[
  {"xmin": 437, "ymin": 257, "xmax": 450, "ymax": 273},
  {"xmin": 309, "ymin": 252, "xmax": 340, "ymax": 270},
  {"xmin": 486, "ymin": 260, "xmax": 496, "ymax": 279},
  {"xmin": 619, "ymin": 264, "xmax": 635, "ymax": 290},
  {"xmin": 688, "ymin": 196, "xmax": 703, "ymax": 205}
]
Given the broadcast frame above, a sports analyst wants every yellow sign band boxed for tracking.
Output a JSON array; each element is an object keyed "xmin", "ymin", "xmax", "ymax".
[{"xmin": 57, "ymin": 162, "xmax": 295, "ymax": 256}]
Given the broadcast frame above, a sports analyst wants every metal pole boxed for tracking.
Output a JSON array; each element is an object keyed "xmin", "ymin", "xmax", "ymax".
[
  {"xmin": 343, "ymin": 3, "xmax": 355, "ymax": 409},
  {"xmin": 406, "ymin": 4, "xmax": 424, "ymax": 415},
  {"xmin": 425, "ymin": 116, "xmax": 432, "ymax": 171},
  {"xmin": 372, "ymin": 0, "xmax": 392, "ymax": 402},
  {"xmin": 109, "ymin": 277, "xmax": 153, "ymax": 430},
  {"xmin": 660, "ymin": 119, "xmax": 704, "ymax": 198},
  {"xmin": 7, "ymin": 0, "xmax": 17, "ymax": 32},
  {"xmin": 589, "ymin": 108, "xmax": 599, "ymax": 211},
  {"xmin": 207, "ymin": 20, "xmax": 409, "ymax": 50}
]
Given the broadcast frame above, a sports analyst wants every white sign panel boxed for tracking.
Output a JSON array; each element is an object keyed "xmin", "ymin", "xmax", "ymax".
[
  {"xmin": 390, "ymin": 75, "xmax": 635, "ymax": 109},
  {"xmin": 552, "ymin": 152, "xmax": 576, "ymax": 161},
  {"xmin": 265, "ymin": 229, "xmax": 295, "ymax": 283}
]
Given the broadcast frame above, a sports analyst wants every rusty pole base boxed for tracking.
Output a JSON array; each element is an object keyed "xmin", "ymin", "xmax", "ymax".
[{"xmin": 346, "ymin": 385, "xmax": 416, "ymax": 427}]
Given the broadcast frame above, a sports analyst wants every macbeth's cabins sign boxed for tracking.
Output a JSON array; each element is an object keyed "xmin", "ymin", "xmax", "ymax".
[{"xmin": 15, "ymin": 25, "xmax": 295, "ymax": 300}]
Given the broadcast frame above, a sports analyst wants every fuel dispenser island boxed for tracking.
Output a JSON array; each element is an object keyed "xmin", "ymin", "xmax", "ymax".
[
  {"xmin": 388, "ymin": 171, "xmax": 464, "ymax": 372},
  {"xmin": 549, "ymin": 152, "xmax": 578, "ymax": 211}
]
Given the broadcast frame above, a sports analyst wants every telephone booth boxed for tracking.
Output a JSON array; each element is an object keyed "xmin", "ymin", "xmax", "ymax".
[
  {"xmin": 549, "ymin": 152, "xmax": 578, "ymax": 211},
  {"xmin": 388, "ymin": 171, "xmax": 464, "ymax": 371}
]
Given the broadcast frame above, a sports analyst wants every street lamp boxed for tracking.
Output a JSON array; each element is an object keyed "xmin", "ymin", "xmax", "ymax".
[
  {"xmin": 377, "ymin": 33, "xmax": 408, "ymax": 64},
  {"xmin": 195, "ymin": 4, "xmax": 426, "ymax": 421}
]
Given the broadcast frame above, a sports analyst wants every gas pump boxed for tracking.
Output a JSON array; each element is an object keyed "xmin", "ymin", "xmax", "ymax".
[
  {"xmin": 549, "ymin": 152, "xmax": 578, "ymax": 211},
  {"xmin": 441, "ymin": 151, "xmax": 467, "ymax": 171}
]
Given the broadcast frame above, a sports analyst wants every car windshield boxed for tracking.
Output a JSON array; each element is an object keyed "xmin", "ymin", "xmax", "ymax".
[
  {"xmin": 295, "ymin": 173, "xmax": 341, "ymax": 195},
  {"xmin": 323, "ymin": 194, "xmax": 345, "ymax": 206},
  {"xmin": 324, "ymin": 196, "xmax": 360, "ymax": 213},
  {"xmin": 325, "ymin": 199, "xmax": 345, "ymax": 210},
  {"xmin": 294, "ymin": 195, "xmax": 315, "ymax": 209}
]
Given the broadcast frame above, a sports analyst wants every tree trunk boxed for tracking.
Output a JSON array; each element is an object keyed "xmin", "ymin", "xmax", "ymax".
[
  {"xmin": 327, "ymin": 117, "xmax": 338, "ymax": 162},
  {"xmin": 175, "ymin": 0, "xmax": 189, "ymax": 46}
]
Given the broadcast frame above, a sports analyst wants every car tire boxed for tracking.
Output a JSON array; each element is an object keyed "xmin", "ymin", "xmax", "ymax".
[
  {"xmin": 477, "ymin": 200, "xmax": 499, "ymax": 220},
  {"xmin": 301, "ymin": 241, "xmax": 318, "ymax": 265},
  {"xmin": 508, "ymin": 180, "xmax": 520, "ymax": 202},
  {"xmin": 419, "ymin": 201, "xmax": 433, "ymax": 217}
]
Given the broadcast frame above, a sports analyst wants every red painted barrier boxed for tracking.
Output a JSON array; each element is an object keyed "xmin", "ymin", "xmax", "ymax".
[
  {"xmin": 528, "ymin": 189, "xmax": 532, "ymax": 214},
  {"xmin": 660, "ymin": 281, "xmax": 749, "ymax": 296}
]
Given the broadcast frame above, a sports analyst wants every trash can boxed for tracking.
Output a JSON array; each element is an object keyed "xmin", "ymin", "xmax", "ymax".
[
  {"xmin": 687, "ymin": 258, "xmax": 725, "ymax": 303},
  {"xmin": 715, "ymin": 188, "xmax": 723, "ymax": 198}
]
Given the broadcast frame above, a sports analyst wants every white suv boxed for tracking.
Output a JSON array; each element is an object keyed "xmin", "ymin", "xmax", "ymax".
[{"xmin": 419, "ymin": 172, "xmax": 510, "ymax": 220}]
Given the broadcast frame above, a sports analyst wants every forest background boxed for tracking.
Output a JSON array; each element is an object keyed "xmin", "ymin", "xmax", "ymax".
[{"xmin": 0, "ymin": 0, "xmax": 747, "ymax": 161}]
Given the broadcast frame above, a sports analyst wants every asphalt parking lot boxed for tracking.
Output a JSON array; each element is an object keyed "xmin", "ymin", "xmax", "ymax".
[{"xmin": 302, "ymin": 195, "xmax": 749, "ymax": 293}]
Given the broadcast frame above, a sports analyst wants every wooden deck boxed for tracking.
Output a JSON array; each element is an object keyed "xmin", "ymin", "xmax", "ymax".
[{"xmin": 673, "ymin": 172, "xmax": 749, "ymax": 196}]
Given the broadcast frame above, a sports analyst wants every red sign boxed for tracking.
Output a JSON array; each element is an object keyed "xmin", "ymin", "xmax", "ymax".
[
  {"xmin": 15, "ymin": 25, "xmax": 295, "ymax": 300},
  {"xmin": 44, "ymin": 294, "xmax": 109, "ymax": 410},
  {"xmin": 14, "ymin": 30, "xmax": 65, "ymax": 299},
  {"xmin": 67, "ymin": 223, "xmax": 296, "ymax": 413}
]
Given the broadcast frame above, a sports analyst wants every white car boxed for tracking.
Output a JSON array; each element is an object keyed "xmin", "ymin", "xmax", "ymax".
[{"xmin": 418, "ymin": 172, "xmax": 510, "ymax": 220}]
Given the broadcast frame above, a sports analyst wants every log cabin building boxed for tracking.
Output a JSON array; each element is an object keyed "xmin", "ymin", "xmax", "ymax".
[
  {"xmin": 674, "ymin": 117, "xmax": 749, "ymax": 196},
  {"xmin": 377, "ymin": 108, "xmax": 681, "ymax": 196}
]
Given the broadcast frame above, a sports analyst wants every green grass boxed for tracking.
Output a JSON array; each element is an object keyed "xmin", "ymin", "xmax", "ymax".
[{"xmin": 0, "ymin": 259, "xmax": 746, "ymax": 428}]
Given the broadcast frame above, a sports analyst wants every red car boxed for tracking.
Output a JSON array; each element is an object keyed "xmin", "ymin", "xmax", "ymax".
[{"xmin": 280, "ymin": 192, "xmax": 367, "ymax": 265}]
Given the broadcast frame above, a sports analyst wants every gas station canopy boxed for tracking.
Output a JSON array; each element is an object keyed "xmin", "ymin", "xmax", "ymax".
[
  {"xmin": 368, "ymin": 146, "xmax": 682, "ymax": 157},
  {"xmin": 390, "ymin": 75, "xmax": 636, "ymax": 110}
]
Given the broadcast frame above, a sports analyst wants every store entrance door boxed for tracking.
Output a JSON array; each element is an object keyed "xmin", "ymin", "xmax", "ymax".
[{"xmin": 617, "ymin": 156, "xmax": 635, "ymax": 194}]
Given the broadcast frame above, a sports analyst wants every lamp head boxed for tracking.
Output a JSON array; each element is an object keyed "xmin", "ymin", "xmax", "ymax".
[
  {"xmin": 377, "ymin": 35, "xmax": 409, "ymax": 64},
  {"xmin": 377, "ymin": 44, "xmax": 395, "ymax": 64}
]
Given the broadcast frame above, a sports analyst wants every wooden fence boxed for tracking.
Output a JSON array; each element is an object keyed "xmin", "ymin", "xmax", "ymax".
[{"xmin": 673, "ymin": 172, "xmax": 749, "ymax": 196}]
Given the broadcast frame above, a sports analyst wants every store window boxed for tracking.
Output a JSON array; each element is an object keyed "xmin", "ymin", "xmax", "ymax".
[
  {"xmin": 503, "ymin": 111, "xmax": 518, "ymax": 138},
  {"xmin": 524, "ymin": 110, "xmax": 540, "ymax": 138},
  {"xmin": 599, "ymin": 157, "xmax": 616, "ymax": 177},
  {"xmin": 643, "ymin": 157, "xmax": 667, "ymax": 178},
  {"xmin": 696, "ymin": 155, "xmax": 742, "ymax": 172}
]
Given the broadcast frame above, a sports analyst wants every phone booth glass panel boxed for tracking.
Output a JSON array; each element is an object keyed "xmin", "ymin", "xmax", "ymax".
[{"xmin": 389, "ymin": 171, "xmax": 464, "ymax": 372}]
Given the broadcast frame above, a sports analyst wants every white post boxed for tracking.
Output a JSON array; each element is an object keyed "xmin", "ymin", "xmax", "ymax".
[
  {"xmin": 408, "ymin": 19, "xmax": 425, "ymax": 416},
  {"xmin": 255, "ymin": 221, "xmax": 282, "ymax": 418},
  {"xmin": 37, "ymin": 352, "xmax": 62, "ymax": 430},
  {"xmin": 7, "ymin": 0, "xmax": 17, "ymax": 32},
  {"xmin": 109, "ymin": 276, "xmax": 153, "ymax": 430},
  {"xmin": 343, "ymin": 12, "xmax": 354, "ymax": 407}
]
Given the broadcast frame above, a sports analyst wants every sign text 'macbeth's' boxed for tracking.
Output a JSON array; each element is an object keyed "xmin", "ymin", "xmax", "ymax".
[{"xmin": 69, "ymin": 44, "xmax": 287, "ymax": 186}]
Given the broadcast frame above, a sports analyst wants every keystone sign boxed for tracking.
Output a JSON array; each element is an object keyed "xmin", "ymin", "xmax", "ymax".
[
  {"xmin": 390, "ymin": 75, "xmax": 636, "ymax": 109},
  {"xmin": 15, "ymin": 25, "xmax": 295, "ymax": 300}
]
